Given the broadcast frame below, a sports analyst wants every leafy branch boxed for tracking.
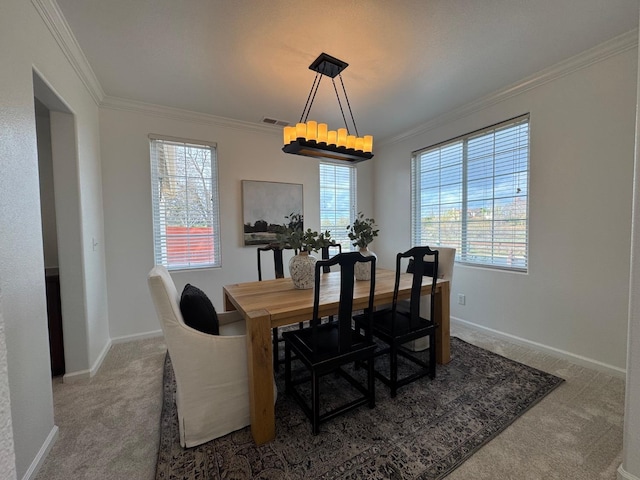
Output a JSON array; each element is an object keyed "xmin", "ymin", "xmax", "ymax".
[
  {"xmin": 277, "ymin": 213, "xmax": 333, "ymax": 252},
  {"xmin": 347, "ymin": 212, "xmax": 379, "ymax": 248}
]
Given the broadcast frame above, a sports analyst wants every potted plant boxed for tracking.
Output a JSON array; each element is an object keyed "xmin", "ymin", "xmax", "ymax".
[
  {"xmin": 278, "ymin": 213, "xmax": 333, "ymax": 289},
  {"xmin": 314, "ymin": 230, "xmax": 334, "ymax": 250},
  {"xmin": 347, "ymin": 212, "xmax": 379, "ymax": 280}
]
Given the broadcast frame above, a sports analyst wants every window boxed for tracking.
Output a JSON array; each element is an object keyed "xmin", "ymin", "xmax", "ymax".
[
  {"xmin": 320, "ymin": 163, "xmax": 356, "ymax": 251},
  {"xmin": 411, "ymin": 115, "xmax": 529, "ymax": 271},
  {"xmin": 150, "ymin": 135, "xmax": 221, "ymax": 270}
]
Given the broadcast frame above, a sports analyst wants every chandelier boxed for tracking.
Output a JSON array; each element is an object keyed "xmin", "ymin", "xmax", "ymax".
[{"xmin": 282, "ymin": 53, "xmax": 373, "ymax": 163}]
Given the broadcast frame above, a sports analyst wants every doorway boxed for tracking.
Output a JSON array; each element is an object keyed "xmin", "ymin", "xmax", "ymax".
[
  {"xmin": 35, "ymin": 98, "xmax": 65, "ymax": 376},
  {"xmin": 33, "ymin": 70, "xmax": 88, "ymax": 379}
]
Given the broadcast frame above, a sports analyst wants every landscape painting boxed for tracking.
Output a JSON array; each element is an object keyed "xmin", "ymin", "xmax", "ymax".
[{"xmin": 242, "ymin": 180, "xmax": 303, "ymax": 246}]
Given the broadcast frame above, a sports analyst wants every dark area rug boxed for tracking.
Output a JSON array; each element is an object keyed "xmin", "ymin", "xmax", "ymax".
[{"xmin": 155, "ymin": 337, "xmax": 564, "ymax": 479}]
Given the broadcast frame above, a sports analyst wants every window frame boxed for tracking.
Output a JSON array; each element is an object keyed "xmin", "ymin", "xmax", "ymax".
[
  {"xmin": 411, "ymin": 114, "xmax": 530, "ymax": 272},
  {"xmin": 149, "ymin": 134, "xmax": 221, "ymax": 271},
  {"xmin": 319, "ymin": 162, "xmax": 357, "ymax": 252}
]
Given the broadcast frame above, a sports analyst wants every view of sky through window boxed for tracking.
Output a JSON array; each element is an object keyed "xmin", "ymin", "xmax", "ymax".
[{"xmin": 413, "ymin": 117, "xmax": 529, "ymax": 270}]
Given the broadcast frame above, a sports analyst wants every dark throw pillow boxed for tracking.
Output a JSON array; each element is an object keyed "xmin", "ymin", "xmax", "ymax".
[
  {"xmin": 179, "ymin": 283, "xmax": 219, "ymax": 335},
  {"xmin": 406, "ymin": 258, "xmax": 437, "ymax": 278}
]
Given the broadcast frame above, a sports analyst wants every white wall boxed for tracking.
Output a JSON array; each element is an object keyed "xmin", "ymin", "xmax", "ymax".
[
  {"xmin": 374, "ymin": 45, "xmax": 637, "ymax": 372},
  {"xmin": 619, "ymin": 23, "xmax": 640, "ymax": 480},
  {"xmin": 0, "ymin": 307, "xmax": 16, "ymax": 480},
  {"xmin": 99, "ymin": 104, "xmax": 374, "ymax": 339},
  {"xmin": 0, "ymin": 0, "xmax": 110, "ymax": 476}
]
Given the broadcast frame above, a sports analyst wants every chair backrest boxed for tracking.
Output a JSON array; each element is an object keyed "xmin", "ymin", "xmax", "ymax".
[
  {"xmin": 320, "ymin": 242, "xmax": 342, "ymax": 273},
  {"xmin": 148, "ymin": 265, "xmax": 181, "ymax": 328},
  {"xmin": 147, "ymin": 265, "xmax": 189, "ymax": 354},
  {"xmin": 257, "ymin": 244, "xmax": 297, "ymax": 281},
  {"xmin": 435, "ymin": 247, "xmax": 456, "ymax": 282},
  {"xmin": 393, "ymin": 246, "xmax": 439, "ymax": 327},
  {"xmin": 311, "ymin": 252, "xmax": 376, "ymax": 353},
  {"xmin": 406, "ymin": 246, "xmax": 455, "ymax": 284}
]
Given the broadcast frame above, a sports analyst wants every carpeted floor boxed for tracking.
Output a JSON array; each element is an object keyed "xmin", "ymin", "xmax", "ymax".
[
  {"xmin": 155, "ymin": 337, "xmax": 564, "ymax": 480},
  {"xmin": 34, "ymin": 324, "xmax": 625, "ymax": 480}
]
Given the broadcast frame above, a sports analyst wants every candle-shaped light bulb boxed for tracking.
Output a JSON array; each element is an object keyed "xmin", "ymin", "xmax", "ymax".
[
  {"xmin": 337, "ymin": 128, "xmax": 348, "ymax": 147},
  {"xmin": 363, "ymin": 135, "xmax": 373, "ymax": 153},
  {"xmin": 355, "ymin": 137, "xmax": 364, "ymax": 151},
  {"xmin": 346, "ymin": 135, "xmax": 356, "ymax": 149},
  {"xmin": 283, "ymin": 126, "xmax": 294, "ymax": 145},
  {"xmin": 306, "ymin": 121, "xmax": 317, "ymax": 141},
  {"xmin": 317, "ymin": 123, "xmax": 328, "ymax": 143},
  {"xmin": 327, "ymin": 130, "xmax": 337, "ymax": 146},
  {"xmin": 296, "ymin": 123, "xmax": 306, "ymax": 139}
]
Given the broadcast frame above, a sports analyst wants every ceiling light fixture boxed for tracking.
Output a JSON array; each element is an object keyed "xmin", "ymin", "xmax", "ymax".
[{"xmin": 282, "ymin": 53, "xmax": 373, "ymax": 164}]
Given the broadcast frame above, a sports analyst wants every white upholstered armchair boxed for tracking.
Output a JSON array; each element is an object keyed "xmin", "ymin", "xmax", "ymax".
[{"xmin": 147, "ymin": 265, "xmax": 276, "ymax": 447}]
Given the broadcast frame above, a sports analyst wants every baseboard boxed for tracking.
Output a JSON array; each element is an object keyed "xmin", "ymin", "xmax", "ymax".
[
  {"xmin": 62, "ymin": 337, "xmax": 113, "ymax": 383},
  {"xmin": 61, "ymin": 331, "xmax": 163, "ymax": 382},
  {"xmin": 110, "ymin": 329, "xmax": 163, "ymax": 345},
  {"xmin": 451, "ymin": 317, "xmax": 626, "ymax": 378},
  {"xmin": 61, "ymin": 368, "xmax": 90, "ymax": 383},
  {"xmin": 21, "ymin": 425, "xmax": 58, "ymax": 480},
  {"xmin": 90, "ymin": 337, "xmax": 112, "ymax": 376},
  {"xmin": 618, "ymin": 464, "xmax": 640, "ymax": 480}
]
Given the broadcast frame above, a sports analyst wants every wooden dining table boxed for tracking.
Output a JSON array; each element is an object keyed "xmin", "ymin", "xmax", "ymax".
[{"xmin": 222, "ymin": 268, "xmax": 451, "ymax": 445}]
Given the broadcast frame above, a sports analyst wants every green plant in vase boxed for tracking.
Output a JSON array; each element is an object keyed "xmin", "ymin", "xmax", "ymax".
[
  {"xmin": 285, "ymin": 227, "xmax": 321, "ymax": 253},
  {"xmin": 347, "ymin": 212, "xmax": 379, "ymax": 249},
  {"xmin": 277, "ymin": 213, "xmax": 334, "ymax": 289},
  {"xmin": 277, "ymin": 213, "xmax": 331, "ymax": 253},
  {"xmin": 347, "ymin": 212, "xmax": 379, "ymax": 280},
  {"xmin": 314, "ymin": 230, "xmax": 334, "ymax": 250}
]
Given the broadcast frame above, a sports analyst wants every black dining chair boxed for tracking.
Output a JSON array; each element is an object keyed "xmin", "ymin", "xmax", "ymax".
[
  {"xmin": 283, "ymin": 252, "xmax": 377, "ymax": 435},
  {"xmin": 355, "ymin": 246, "xmax": 438, "ymax": 398},
  {"xmin": 257, "ymin": 244, "xmax": 288, "ymax": 282},
  {"xmin": 320, "ymin": 241, "xmax": 342, "ymax": 272},
  {"xmin": 319, "ymin": 241, "xmax": 342, "ymax": 324},
  {"xmin": 257, "ymin": 244, "xmax": 299, "ymax": 371}
]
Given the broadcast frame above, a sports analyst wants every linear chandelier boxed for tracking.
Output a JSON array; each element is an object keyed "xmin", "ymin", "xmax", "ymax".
[{"xmin": 282, "ymin": 53, "xmax": 373, "ymax": 163}]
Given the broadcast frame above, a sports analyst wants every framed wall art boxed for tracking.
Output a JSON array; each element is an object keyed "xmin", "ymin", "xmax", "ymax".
[{"xmin": 242, "ymin": 180, "xmax": 303, "ymax": 246}]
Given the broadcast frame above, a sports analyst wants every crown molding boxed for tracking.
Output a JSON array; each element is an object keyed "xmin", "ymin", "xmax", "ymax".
[
  {"xmin": 31, "ymin": 0, "xmax": 637, "ymax": 142},
  {"xmin": 100, "ymin": 96, "xmax": 283, "ymax": 135},
  {"xmin": 32, "ymin": 0, "xmax": 105, "ymax": 105},
  {"xmin": 31, "ymin": 0, "xmax": 287, "ymax": 136},
  {"xmin": 382, "ymin": 28, "xmax": 639, "ymax": 147}
]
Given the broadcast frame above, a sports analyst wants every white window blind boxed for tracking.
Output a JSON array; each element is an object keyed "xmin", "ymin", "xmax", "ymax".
[
  {"xmin": 411, "ymin": 115, "xmax": 529, "ymax": 271},
  {"xmin": 150, "ymin": 135, "xmax": 221, "ymax": 270},
  {"xmin": 320, "ymin": 163, "xmax": 356, "ymax": 251}
]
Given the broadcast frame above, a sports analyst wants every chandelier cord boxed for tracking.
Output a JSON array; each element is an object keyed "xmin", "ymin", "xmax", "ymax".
[
  {"xmin": 331, "ymin": 77, "xmax": 350, "ymax": 134},
  {"xmin": 339, "ymin": 74, "xmax": 360, "ymax": 138},
  {"xmin": 300, "ymin": 73, "xmax": 322, "ymax": 123}
]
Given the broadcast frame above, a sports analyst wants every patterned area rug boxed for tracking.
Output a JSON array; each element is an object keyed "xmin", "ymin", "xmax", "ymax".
[{"xmin": 155, "ymin": 337, "xmax": 564, "ymax": 479}]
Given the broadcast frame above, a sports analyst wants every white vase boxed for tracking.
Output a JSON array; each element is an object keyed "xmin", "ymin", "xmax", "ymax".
[
  {"xmin": 354, "ymin": 247, "xmax": 376, "ymax": 281},
  {"xmin": 289, "ymin": 251, "xmax": 317, "ymax": 289}
]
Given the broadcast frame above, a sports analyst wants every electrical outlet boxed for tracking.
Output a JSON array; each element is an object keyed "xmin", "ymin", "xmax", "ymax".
[{"xmin": 457, "ymin": 294, "xmax": 466, "ymax": 305}]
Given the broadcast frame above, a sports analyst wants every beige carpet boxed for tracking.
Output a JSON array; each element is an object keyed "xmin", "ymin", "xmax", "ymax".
[
  {"xmin": 35, "ymin": 337, "xmax": 166, "ymax": 480},
  {"xmin": 34, "ymin": 324, "xmax": 624, "ymax": 479}
]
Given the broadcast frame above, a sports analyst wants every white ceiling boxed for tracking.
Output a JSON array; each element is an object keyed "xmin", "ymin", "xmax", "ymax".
[{"xmin": 55, "ymin": 0, "xmax": 638, "ymax": 142}]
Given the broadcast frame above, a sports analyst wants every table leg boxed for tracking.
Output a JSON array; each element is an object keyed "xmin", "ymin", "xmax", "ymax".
[
  {"xmin": 245, "ymin": 309, "xmax": 275, "ymax": 444},
  {"xmin": 435, "ymin": 281, "xmax": 451, "ymax": 364},
  {"xmin": 223, "ymin": 291, "xmax": 236, "ymax": 312}
]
